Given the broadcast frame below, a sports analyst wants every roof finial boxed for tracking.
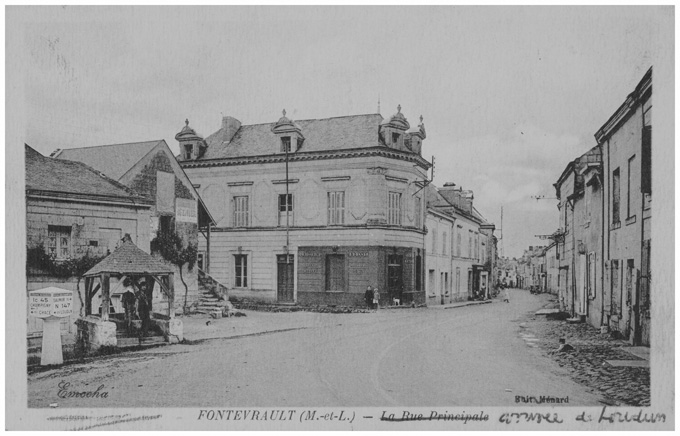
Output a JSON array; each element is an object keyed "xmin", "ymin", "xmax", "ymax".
[
  {"xmin": 282, "ymin": 109, "xmax": 286, "ymax": 117},
  {"xmin": 185, "ymin": 118, "xmax": 189, "ymax": 126},
  {"xmin": 420, "ymin": 115, "xmax": 423, "ymax": 124},
  {"xmin": 377, "ymin": 95, "xmax": 381, "ymax": 114},
  {"xmin": 397, "ymin": 104, "xmax": 401, "ymax": 113}
]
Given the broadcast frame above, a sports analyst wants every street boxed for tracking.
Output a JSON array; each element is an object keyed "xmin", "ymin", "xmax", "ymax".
[{"xmin": 28, "ymin": 289, "xmax": 604, "ymax": 408}]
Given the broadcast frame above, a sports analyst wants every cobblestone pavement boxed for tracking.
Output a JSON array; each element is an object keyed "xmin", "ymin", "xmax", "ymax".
[{"xmin": 519, "ymin": 293, "xmax": 650, "ymax": 407}]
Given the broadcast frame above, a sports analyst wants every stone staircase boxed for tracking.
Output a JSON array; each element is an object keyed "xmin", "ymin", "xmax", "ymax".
[{"xmin": 195, "ymin": 269, "xmax": 231, "ymax": 316}]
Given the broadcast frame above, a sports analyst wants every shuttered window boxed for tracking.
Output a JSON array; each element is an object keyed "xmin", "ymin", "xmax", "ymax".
[
  {"xmin": 415, "ymin": 197, "xmax": 422, "ymax": 228},
  {"xmin": 612, "ymin": 168, "xmax": 621, "ymax": 224},
  {"xmin": 388, "ymin": 192, "xmax": 401, "ymax": 225},
  {"xmin": 327, "ymin": 191, "xmax": 345, "ymax": 225},
  {"xmin": 47, "ymin": 225, "xmax": 71, "ymax": 259},
  {"xmin": 233, "ymin": 196, "xmax": 249, "ymax": 227}
]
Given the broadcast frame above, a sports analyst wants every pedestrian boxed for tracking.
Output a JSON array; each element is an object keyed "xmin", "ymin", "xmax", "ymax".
[
  {"xmin": 503, "ymin": 288, "xmax": 510, "ymax": 303},
  {"xmin": 373, "ymin": 287, "xmax": 380, "ymax": 311},
  {"xmin": 364, "ymin": 285, "xmax": 373, "ymax": 309},
  {"xmin": 136, "ymin": 283, "xmax": 151, "ymax": 343},
  {"xmin": 480, "ymin": 282, "xmax": 487, "ymax": 300},
  {"xmin": 121, "ymin": 278, "xmax": 137, "ymax": 335}
]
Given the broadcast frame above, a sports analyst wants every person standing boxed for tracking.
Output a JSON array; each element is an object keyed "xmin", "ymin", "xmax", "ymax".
[
  {"xmin": 136, "ymin": 283, "xmax": 151, "ymax": 343},
  {"xmin": 373, "ymin": 287, "xmax": 380, "ymax": 311},
  {"xmin": 364, "ymin": 285, "xmax": 373, "ymax": 309},
  {"xmin": 121, "ymin": 278, "xmax": 137, "ymax": 336}
]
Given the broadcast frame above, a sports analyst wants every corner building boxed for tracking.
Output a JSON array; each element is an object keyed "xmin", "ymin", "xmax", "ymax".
[{"xmin": 178, "ymin": 107, "xmax": 430, "ymax": 307}]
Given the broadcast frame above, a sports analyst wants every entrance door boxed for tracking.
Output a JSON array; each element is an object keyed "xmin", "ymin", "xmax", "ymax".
[
  {"xmin": 387, "ymin": 255, "xmax": 403, "ymax": 303},
  {"xmin": 277, "ymin": 254, "xmax": 294, "ymax": 302}
]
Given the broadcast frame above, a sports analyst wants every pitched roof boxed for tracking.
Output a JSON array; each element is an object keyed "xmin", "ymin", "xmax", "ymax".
[
  {"xmin": 25, "ymin": 144, "xmax": 150, "ymax": 203},
  {"xmin": 201, "ymin": 114, "xmax": 384, "ymax": 159},
  {"xmin": 84, "ymin": 239, "xmax": 174, "ymax": 276},
  {"xmin": 53, "ymin": 140, "xmax": 163, "ymax": 180}
]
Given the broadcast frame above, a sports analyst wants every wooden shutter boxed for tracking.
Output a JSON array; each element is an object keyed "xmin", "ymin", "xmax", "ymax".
[{"xmin": 641, "ymin": 126, "xmax": 652, "ymax": 194}]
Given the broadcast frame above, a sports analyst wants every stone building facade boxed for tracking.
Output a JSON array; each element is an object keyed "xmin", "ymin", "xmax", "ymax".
[
  {"xmin": 25, "ymin": 145, "xmax": 153, "ymax": 336},
  {"xmin": 178, "ymin": 107, "xmax": 430, "ymax": 307},
  {"xmin": 53, "ymin": 138, "xmax": 214, "ymax": 312},
  {"xmin": 596, "ymin": 67, "xmax": 652, "ymax": 345},
  {"xmin": 425, "ymin": 183, "xmax": 496, "ymax": 305},
  {"xmin": 551, "ymin": 67, "xmax": 651, "ymax": 346}
]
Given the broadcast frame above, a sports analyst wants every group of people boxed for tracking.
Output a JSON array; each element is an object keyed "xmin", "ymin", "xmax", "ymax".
[
  {"xmin": 120, "ymin": 277, "xmax": 152, "ymax": 342},
  {"xmin": 364, "ymin": 285, "xmax": 380, "ymax": 311}
]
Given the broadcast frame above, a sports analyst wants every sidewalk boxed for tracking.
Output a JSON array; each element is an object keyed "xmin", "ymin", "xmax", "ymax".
[
  {"xmin": 523, "ymin": 298, "xmax": 650, "ymax": 406},
  {"xmin": 428, "ymin": 299, "xmax": 493, "ymax": 310}
]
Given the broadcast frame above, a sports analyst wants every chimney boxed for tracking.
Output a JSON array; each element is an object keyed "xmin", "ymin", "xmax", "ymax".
[
  {"xmin": 221, "ymin": 116, "xmax": 242, "ymax": 143},
  {"xmin": 462, "ymin": 190, "xmax": 474, "ymax": 213},
  {"xmin": 439, "ymin": 183, "xmax": 463, "ymax": 208}
]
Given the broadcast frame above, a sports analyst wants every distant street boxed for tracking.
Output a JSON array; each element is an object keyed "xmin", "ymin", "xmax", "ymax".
[{"xmin": 28, "ymin": 289, "xmax": 603, "ymax": 408}]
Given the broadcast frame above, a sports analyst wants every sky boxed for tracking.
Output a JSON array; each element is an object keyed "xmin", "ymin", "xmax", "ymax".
[{"xmin": 11, "ymin": 6, "xmax": 671, "ymax": 258}]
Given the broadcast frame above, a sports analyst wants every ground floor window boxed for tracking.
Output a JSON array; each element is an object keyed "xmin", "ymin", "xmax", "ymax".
[
  {"xmin": 47, "ymin": 225, "xmax": 71, "ymax": 259},
  {"xmin": 415, "ymin": 253, "xmax": 422, "ymax": 291},
  {"xmin": 325, "ymin": 254, "xmax": 345, "ymax": 291},
  {"xmin": 234, "ymin": 254, "xmax": 248, "ymax": 287}
]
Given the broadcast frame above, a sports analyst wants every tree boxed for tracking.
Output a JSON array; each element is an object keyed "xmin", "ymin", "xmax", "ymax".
[{"xmin": 150, "ymin": 229, "xmax": 197, "ymax": 314}]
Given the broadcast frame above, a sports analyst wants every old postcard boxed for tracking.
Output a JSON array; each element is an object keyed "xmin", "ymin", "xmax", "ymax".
[{"xmin": 5, "ymin": 5, "xmax": 674, "ymax": 430}]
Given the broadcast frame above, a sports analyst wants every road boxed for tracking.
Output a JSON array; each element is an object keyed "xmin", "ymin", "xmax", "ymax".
[{"xmin": 28, "ymin": 289, "xmax": 603, "ymax": 407}]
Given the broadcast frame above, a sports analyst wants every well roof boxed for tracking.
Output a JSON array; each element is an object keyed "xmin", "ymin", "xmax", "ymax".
[{"xmin": 84, "ymin": 239, "xmax": 174, "ymax": 276}]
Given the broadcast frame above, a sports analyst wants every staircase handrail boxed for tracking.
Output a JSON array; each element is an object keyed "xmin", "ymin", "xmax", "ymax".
[{"xmin": 198, "ymin": 268, "xmax": 229, "ymax": 301}]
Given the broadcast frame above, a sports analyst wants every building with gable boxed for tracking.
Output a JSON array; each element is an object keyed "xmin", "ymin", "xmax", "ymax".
[
  {"xmin": 178, "ymin": 106, "xmax": 431, "ymax": 307},
  {"xmin": 25, "ymin": 144, "xmax": 153, "ymax": 337},
  {"xmin": 425, "ymin": 183, "xmax": 497, "ymax": 305},
  {"xmin": 52, "ymin": 138, "xmax": 215, "ymax": 312}
]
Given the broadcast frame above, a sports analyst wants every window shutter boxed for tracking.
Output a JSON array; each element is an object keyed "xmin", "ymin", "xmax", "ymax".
[{"xmin": 641, "ymin": 126, "xmax": 652, "ymax": 194}]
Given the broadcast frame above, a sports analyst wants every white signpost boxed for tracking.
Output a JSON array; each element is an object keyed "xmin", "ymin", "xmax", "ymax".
[{"xmin": 28, "ymin": 287, "xmax": 73, "ymax": 365}]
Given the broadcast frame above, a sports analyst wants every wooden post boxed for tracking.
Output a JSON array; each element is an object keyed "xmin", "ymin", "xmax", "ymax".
[
  {"xmin": 207, "ymin": 222, "xmax": 211, "ymax": 274},
  {"xmin": 101, "ymin": 273, "xmax": 110, "ymax": 321},
  {"xmin": 84, "ymin": 276, "xmax": 92, "ymax": 316},
  {"xmin": 167, "ymin": 273, "xmax": 175, "ymax": 319}
]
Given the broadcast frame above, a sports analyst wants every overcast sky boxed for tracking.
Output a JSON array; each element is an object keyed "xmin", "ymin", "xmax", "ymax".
[{"xmin": 12, "ymin": 6, "xmax": 671, "ymax": 257}]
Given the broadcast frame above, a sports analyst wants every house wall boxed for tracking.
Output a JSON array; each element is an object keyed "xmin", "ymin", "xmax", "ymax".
[
  {"xmin": 26, "ymin": 197, "xmax": 151, "ymax": 337},
  {"xmin": 122, "ymin": 148, "xmax": 201, "ymax": 310},
  {"xmin": 425, "ymin": 212, "xmax": 454, "ymax": 305},
  {"xmin": 602, "ymin": 95, "xmax": 651, "ymax": 343},
  {"xmin": 187, "ymin": 153, "xmax": 427, "ymax": 306}
]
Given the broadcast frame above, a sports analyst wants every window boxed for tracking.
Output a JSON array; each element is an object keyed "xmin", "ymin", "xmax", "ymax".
[
  {"xmin": 442, "ymin": 232, "xmax": 447, "ymax": 255},
  {"xmin": 233, "ymin": 196, "xmax": 249, "ymax": 227},
  {"xmin": 415, "ymin": 197, "xmax": 422, "ymax": 228},
  {"xmin": 612, "ymin": 168, "xmax": 620, "ymax": 224},
  {"xmin": 325, "ymin": 254, "xmax": 345, "ymax": 291},
  {"xmin": 159, "ymin": 216, "xmax": 172, "ymax": 234},
  {"xmin": 327, "ymin": 191, "xmax": 345, "ymax": 225},
  {"xmin": 184, "ymin": 143, "xmax": 193, "ymax": 160},
  {"xmin": 468, "ymin": 232, "xmax": 472, "ymax": 258},
  {"xmin": 431, "ymin": 228, "xmax": 437, "ymax": 253},
  {"xmin": 278, "ymin": 194, "xmax": 293, "ymax": 226},
  {"xmin": 428, "ymin": 270, "xmax": 436, "ymax": 295},
  {"xmin": 587, "ymin": 252, "xmax": 596, "ymax": 298},
  {"xmin": 627, "ymin": 155, "xmax": 635, "ymax": 218},
  {"xmin": 281, "ymin": 136, "xmax": 291, "ymax": 153},
  {"xmin": 456, "ymin": 232, "xmax": 461, "ymax": 257},
  {"xmin": 392, "ymin": 132, "xmax": 400, "ymax": 145},
  {"xmin": 47, "ymin": 225, "xmax": 71, "ymax": 259},
  {"xmin": 234, "ymin": 255, "xmax": 248, "ymax": 287},
  {"xmin": 388, "ymin": 192, "xmax": 402, "ymax": 225}
]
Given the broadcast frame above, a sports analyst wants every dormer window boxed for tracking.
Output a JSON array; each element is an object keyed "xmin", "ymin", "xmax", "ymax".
[
  {"xmin": 392, "ymin": 132, "xmax": 400, "ymax": 145},
  {"xmin": 184, "ymin": 144, "xmax": 194, "ymax": 160},
  {"xmin": 281, "ymin": 136, "xmax": 291, "ymax": 153},
  {"xmin": 297, "ymin": 137, "xmax": 303, "ymax": 151}
]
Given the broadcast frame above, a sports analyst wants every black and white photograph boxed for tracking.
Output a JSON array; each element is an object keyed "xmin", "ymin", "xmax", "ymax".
[{"xmin": 5, "ymin": 5, "xmax": 674, "ymax": 431}]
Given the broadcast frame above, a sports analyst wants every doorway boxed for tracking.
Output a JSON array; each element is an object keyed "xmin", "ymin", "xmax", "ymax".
[
  {"xmin": 277, "ymin": 254, "xmax": 294, "ymax": 302},
  {"xmin": 387, "ymin": 254, "xmax": 403, "ymax": 303}
]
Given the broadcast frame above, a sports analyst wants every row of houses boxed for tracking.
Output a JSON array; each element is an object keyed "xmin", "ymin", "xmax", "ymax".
[
  {"xmin": 26, "ymin": 105, "xmax": 497, "ymax": 339},
  {"xmin": 531, "ymin": 67, "xmax": 652, "ymax": 346}
]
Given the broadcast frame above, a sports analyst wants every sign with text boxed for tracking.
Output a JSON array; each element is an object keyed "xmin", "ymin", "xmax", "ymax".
[
  {"xmin": 28, "ymin": 288, "xmax": 73, "ymax": 318},
  {"xmin": 176, "ymin": 198, "xmax": 198, "ymax": 223}
]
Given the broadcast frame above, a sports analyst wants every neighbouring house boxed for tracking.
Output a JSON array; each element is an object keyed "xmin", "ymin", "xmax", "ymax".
[
  {"xmin": 52, "ymin": 138, "xmax": 215, "ymax": 313},
  {"xmin": 595, "ymin": 67, "xmax": 652, "ymax": 346},
  {"xmin": 425, "ymin": 183, "xmax": 496, "ymax": 304},
  {"xmin": 543, "ymin": 242, "xmax": 559, "ymax": 295},
  {"xmin": 25, "ymin": 144, "xmax": 153, "ymax": 340},
  {"xmin": 177, "ymin": 107, "xmax": 430, "ymax": 307}
]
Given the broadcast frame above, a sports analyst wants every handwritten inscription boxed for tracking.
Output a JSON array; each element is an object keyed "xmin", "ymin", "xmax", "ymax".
[{"xmin": 57, "ymin": 381, "xmax": 109, "ymax": 399}]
